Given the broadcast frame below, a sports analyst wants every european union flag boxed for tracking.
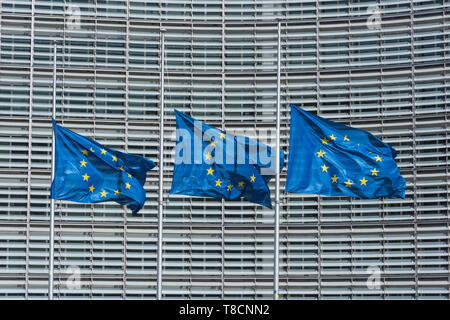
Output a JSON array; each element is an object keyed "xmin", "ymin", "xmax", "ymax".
[
  {"xmin": 286, "ymin": 104, "xmax": 406, "ymax": 199},
  {"xmin": 51, "ymin": 119, "xmax": 156, "ymax": 214},
  {"xmin": 170, "ymin": 110, "xmax": 284, "ymax": 208}
]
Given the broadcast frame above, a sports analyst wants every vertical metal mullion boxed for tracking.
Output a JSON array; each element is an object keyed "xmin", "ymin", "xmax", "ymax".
[
  {"xmin": 57, "ymin": 10, "xmax": 65, "ymax": 298},
  {"xmin": 379, "ymin": 61, "xmax": 387, "ymax": 299},
  {"xmin": 189, "ymin": 3, "xmax": 194, "ymax": 299},
  {"xmin": 350, "ymin": 224, "xmax": 354, "ymax": 299},
  {"xmin": 60, "ymin": 7, "xmax": 67, "ymax": 298},
  {"xmin": 93, "ymin": 3, "xmax": 97, "ymax": 122},
  {"xmin": 61, "ymin": 13, "xmax": 65, "ymax": 122},
  {"xmin": 251, "ymin": 25, "xmax": 258, "ymax": 291},
  {"xmin": 315, "ymin": 3, "xmax": 322, "ymax": 300},
  {"xmin": 90, "ymin": 2, "xmax": 98, "ymax": 300},
  {"xmin": 253, "ymin": 226, "xmax": 257, "ymax": 298},
  {"xmin": 156, "ymin": 28, "xmax": 166, "ymax": 301},
  {"xmin": 410, "ymin": 2, "xmax": 419, "ymax": 300},
  {"xmin": 443, "ymin": 7, "xmax": 449, "ymax": 294},
  {"xmin": 220, "ymin": 2, "xmax": 225, "ymax": 300},
  {"xmin": 348, "ymin": 17, "xmax": 356, "ymax": 300},
  {"xmin": 90, "ymin": 212, "xmax": 94, "ymax": 299},
  {"xmin": 57, "ymin": 202, "xmax": 62, "ymax": 299},
  {"xmin": 252, "ymin": 19, "xmax": 257, "ymax": 228},
  {"xmin": 382, "ymin": 224, "xmax": 386, "ymax": 299},
  {"xmin": 283, "ymin": 20, "xmax": 289, "ymax": 299},
  {"xmin": 156, "ymin": 0, "xmax": 163, "ymax": 301},
  {"xmin": 0, "ymin": 4, "xmax": 2, "ymax": 60},
  {"xmin": 447, "ymin": 53, "xmax": 450, "ymax": 300},
  {"xmin": 189, "ymin": 1, "xmax": 194, "ymax": 298},
  {"xmin": 189, "ymin": 224, "xmax": 192, "ymax": 299},
  {"xmin": 25, "ymin": 0, "xmax": 36, "ymax": 300},
  {"xmin": 122, "ymin": 1, "xmax": 130, "ymax": 300},
  {"xmin": 48, "ymin": 40, "xmax": 57, "ymax": 300},
  {"xmin": 273, "ymin": 20, "xmax": 281, "ymax": 301},
  {"xmin": 124, "ymin": 5, "xmax": 130, "ymax": 151},
  {"xmin": 380, "ymin": 14, "xmax": 386, "ymax": 230},
  {"xmin": 253, "ymin": 19, "xmax": 258, "ymax": 300},
  {"xmin": 346, "ymin": 19, "xmax": 355, "ymax": 301},
  {"xmin": 189, "ymin": 8, "xmax": 194, "ymax": 214}
]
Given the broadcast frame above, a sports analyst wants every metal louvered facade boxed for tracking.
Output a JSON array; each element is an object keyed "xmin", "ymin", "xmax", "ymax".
[{"xmin": 0, "ymin": 0, "xmax": 449, "ymax": 299}]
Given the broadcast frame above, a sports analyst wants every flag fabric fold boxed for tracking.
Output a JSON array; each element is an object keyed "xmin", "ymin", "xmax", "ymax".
[
  {"xmin": 285, "ymin": 104, "xmax": 406, "ymax": 199},
  {"xmin": 170, "ymin": 110, "xmax": 284, "ymax": 208},
  {"xmin": 51, "ymin": 119, "xmax": 156, "ymax": 214}
]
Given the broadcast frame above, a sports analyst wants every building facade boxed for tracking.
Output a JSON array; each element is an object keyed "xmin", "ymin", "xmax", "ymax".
[{"xmin": 0, "ymin": 0, "xmax": 449, "ymax": 299}]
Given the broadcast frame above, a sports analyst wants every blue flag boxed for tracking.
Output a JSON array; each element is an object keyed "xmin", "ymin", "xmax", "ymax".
[
  {"xmin": 51, "ymin": 119, "xmax": 156, "ymax": 214},
  {"xmin": 170, "ymin": 110, "xmax": 284, "ymax": 208},
  {"xmin": 286, "ymin": 104, "xmax": 406, "ymax": 199}
]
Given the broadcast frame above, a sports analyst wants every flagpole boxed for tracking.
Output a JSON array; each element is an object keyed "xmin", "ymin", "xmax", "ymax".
[
  {"xmin": 156, "ymin": 29, "xmax": 166, "ymax": 300},
  {"xmin": 273, "ymin": 20, "xmax": 281, "ymax": 301},
  {"xmin": 48, "ymin": 40, "xmax": 57, "ymax": 300}
]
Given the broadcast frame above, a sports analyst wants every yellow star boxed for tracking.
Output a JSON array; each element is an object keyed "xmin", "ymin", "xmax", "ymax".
[
  {"xmin": 81, "ymin": 149, "xmax": 89, "ymax": 156},
  {"xmin": 125, "ymin": 182, "xmax": 131, "ymax": 189},
  {"xmin": 205, "ymin": 152, "xmax": 212, "ymax": 161},
  {"xmin": 344, "ymin": 180, "xmax": 353, "ymax": 188},
  {"xmin": 112, "ymin": 155, "xmax": 118, "ymax": 162},
  {"xmin": 321, "ymin": 164, "xmax": 329, "ymax": 172},
  {"xmin": 119, "ymin": 166, "xmax": 124, "ymax": 171},
  {"xmin": 227, "ymin": 184, "xmax": 233, "ymax": 191},
  {"xmin": 210, "ymin": 140, "xmax": 216, "ymax": 147},
  {"xmin": 331, "ymin": 175, "xmax": 339, "ymax": 183},
  {"xmin": 207, "ymin": 167, "xmax": 214, "ymax": 175},
  {"xmin": 80, "ymin": 159, "xmax": 87, "ymax": 167},
  {"xmin": 317, "ymin": 150, "xmax": 325, "ymax": 158},
  {"xmin": 371, "ymin": 168, "xmax": 379, "ymax": 176},
  {"xmin": 82, "ymin": 173, "xmax": 90, "ymax": 181},
  {"xmin": 344, "ymin": 135, "xmax": 349, "ymax": 141},
  {"xmin": 89, "ymin": 185, "xmax": 95, "ymax": 192},
  {"xmin": 90, "ymin": 147, "xmax": 95, "ymax": 153},
  {"xmin": 114, "ymin": 189, "xmax": 120, "ymax": 195},
  {"xmin": 101, "ymin": 148, "xmax": 107, "ymax": 155},
  {"xmin": 127, "ymin": 173, "xmax": 132, "ymax": 178},
  {"xmin": 238, "ymin": 181, "xmax": 245, "ymax": 188},
  {"xmin": 220, "ymin": 133, "xmax": 226, "ymax": 139},
  {"xmin": 330, "ymin": 134, "xmax": 336, "ymax": 141},
  {"xmin": 374, "ymin": 155, "xmax": 382, "ymax": 162},
  {"xmin": 215, "ymin": 179, "xmax": 222, "ymax": 187},
  {"xmin": 100, "ymin": 190, "xmax": 108, "ymax": 197},
  {"xmin": 360, "ymin": 177, "xmax": 368, "ymax": 186},
  {"xmin": 321, "ymin": 137, "xmax": 328, "ymax": 145},
  {"xmin": 250, "ymin": 174, "xmax": 256, "ymax": 182}
]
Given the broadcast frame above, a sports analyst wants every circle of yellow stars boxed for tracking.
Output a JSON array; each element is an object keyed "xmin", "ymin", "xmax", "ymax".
[
  {"xmin": 79, "ymin": 146, "xmax": 134, "ymax": 199},
  {"xmin": 202, "ymin": 132, "xmax": 257, "ymax": 194},
  {"xmin": 317, "ymin": 133, "xmax": 383, "ymax": 189}
]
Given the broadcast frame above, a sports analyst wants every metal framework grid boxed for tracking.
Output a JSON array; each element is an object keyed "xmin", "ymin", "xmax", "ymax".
[{"xmin": 0, "ymin": 0, "xmax": 449, "ymax": 299}]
